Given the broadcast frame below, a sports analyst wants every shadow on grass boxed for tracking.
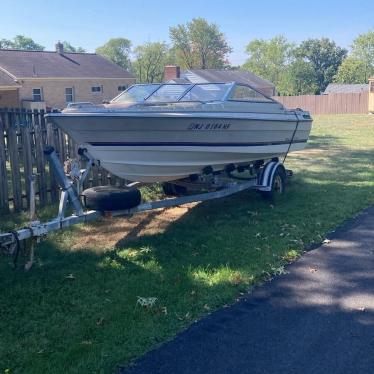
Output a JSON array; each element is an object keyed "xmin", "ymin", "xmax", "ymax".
[{"xmin": 307, "ymin": 133, "xmax": 342, "ymax": 148}]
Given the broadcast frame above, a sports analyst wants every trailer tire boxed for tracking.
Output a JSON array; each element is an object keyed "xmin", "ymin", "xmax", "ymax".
[
  {"xmin": 260, "ymin": 166, "xmax": 286, "ymax": 200},
  {"xmin": 82, "ymin": 186, "xmax": 141, "ymax": 211}
]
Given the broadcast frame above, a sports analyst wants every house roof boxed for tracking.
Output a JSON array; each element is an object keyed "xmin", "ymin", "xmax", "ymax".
[
  {"xmin": 167, "ymin": 78, "xmax": 190, "ymax": 84},
  {"xmin": 324, "ymin": 83, "xmax": 368, "ymax": 94},
  {"xmin": 0, "ymin": 49, "xmax": 134, "ymax": 79},
  {"xmin": 182, "ymin": 69, "xmax": 275, "ymax": 91},
  {"xmin": 0, "ymin": 69, "xmax": 19, "ymax": 86}
]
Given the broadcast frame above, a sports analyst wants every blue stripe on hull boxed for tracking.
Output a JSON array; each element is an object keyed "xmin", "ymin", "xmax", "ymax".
[{"xmin": 88, "ymin": 140, "xmax": 307, "ymax": 147}]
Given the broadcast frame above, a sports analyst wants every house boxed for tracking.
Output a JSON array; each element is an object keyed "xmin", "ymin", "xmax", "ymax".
[
  {"xmin": 324, "ymin": 82, "xmax": 372, "ymax": 113},
  {"xmin": 164, "ymin": 66, "xmax": 276, "ymax": 97},
  {"xmin": 323, "ymin": 83, "xmax": 368, "ymax": 94},
  {"xmin": 0, "ymin": 42, "xmax": 135, "ymax": 109}
]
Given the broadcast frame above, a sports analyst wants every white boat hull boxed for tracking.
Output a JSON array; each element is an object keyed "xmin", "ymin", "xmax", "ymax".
[
  {"xmin": 47, "ymin": 110, "xmax": 312, "ymax": 183},
  {"xmin": 93, "ymin": 143, "xmax": 306, "ymax": 182}
]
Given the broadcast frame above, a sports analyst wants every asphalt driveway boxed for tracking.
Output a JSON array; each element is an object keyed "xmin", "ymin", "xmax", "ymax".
[{"xmin": 119, "ymin": 206, "xmax": 374, "ymax": 374}]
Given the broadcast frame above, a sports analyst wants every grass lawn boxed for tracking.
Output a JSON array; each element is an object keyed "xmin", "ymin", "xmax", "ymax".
[{"xmin": 0, "ymin": 114, "xmax": 373, "ymax": 374}]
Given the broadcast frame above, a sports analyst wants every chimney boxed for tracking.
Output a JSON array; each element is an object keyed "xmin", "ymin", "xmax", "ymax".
[
  {"xmin": 164, "ymin": 65, "xmax": 180, "ymax": 81},
  {"xmin": 55, "ymin": 41, "xmax": 64, "ymax": 54}
]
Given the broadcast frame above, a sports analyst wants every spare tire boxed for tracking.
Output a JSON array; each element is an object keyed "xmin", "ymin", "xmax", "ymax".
[{"xmin": 82, "ymin": 186, "xmax": 141, "ymax": 211}]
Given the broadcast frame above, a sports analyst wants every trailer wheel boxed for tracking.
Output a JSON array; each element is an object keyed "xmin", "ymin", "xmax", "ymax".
[
  {"xmin": 82, "ymin": 186, "xmax": 141, "ymax": 211},
  {"xmin": 260, "ymin": 166, "xmax": 286, "ymax": 200}
]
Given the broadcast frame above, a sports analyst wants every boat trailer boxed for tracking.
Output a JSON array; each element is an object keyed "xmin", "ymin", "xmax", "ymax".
[{"xmin": 0, "ymin": 146, "xmax": 289, "ymax": 269}]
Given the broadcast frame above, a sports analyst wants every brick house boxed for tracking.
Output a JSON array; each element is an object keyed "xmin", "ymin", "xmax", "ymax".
[{"xmin": 0, "ymin": 42, "xmax": 135, "ymax": 109}]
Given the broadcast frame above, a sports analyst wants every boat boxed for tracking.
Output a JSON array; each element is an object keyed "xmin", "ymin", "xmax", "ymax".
[{"xmin": 46, "ymin": 82, "xmax": 312, "ymax": 183}]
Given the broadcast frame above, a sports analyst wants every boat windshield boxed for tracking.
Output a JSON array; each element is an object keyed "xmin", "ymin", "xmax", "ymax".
[
  {"xmin": 145, "ymin": 83, "xmax": 232, "ymax": 103},
  {"xmin": 111, "ymin": 84, "xmax": 160, "ymax": 103},
  {"xmin": 179, "ymin": 83, "xmax": 232, "ymax": 102},
  {"xmin": 118, "ymin": 82, "xmax": 273, "ymax": 104},
  {"xmin": 228, "ymin": 84, "xmax": 273, "ymax": 102},
  {"xmin": 146, "ymin": 84, "xmax": 192, "ymax": 102}
]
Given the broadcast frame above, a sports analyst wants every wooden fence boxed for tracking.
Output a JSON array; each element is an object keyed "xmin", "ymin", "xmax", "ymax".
[
  {"xmin": 274, "ymin": 92, "xmax": 369, "ymax": 115},
  {"xmin": 0, "ymin": 108, "xmax": 124, "ymax": 213}
]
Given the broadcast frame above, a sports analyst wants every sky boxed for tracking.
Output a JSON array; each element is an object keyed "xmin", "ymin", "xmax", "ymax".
[{"xmin": 1, "ymin": 0, "xmax": 373, "ymax": 65}]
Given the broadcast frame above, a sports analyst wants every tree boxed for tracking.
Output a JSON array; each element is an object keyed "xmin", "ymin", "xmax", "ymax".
[
  {"xmin": 62, "ymin": 41, "xmax": 86, "ymax": 53},
  {"xmin": 243, "ymin": 36, "xmax": 294, "ymax": 89},
  {"xmin": 170, "ymin": 24, "xmax": 194, "ymax": 69},
  {"xmin": 295, "ymin": 38, "xmax": 347, "ymax": 93},
  {"xmin": 132, "ymin": 42, "xmax": 170, "ymax": 83},
  {"xmin": 333, "ymin": 57, "xmax": 369, "ymax": 83},
  {"xmin": 0, "ymin": 38, "xmax": 13, "ymax": 48},
  {"xmin": 11, "ymin": 35, "xmax": 44, "ymax": 50},
  {"xmin": 0, "ymin": 35, "xmax": 44, "ymax": 50},
  {"xmin": 350, "ymin": 30, "xmax": 374, "ymax": 82},
  {"xmin": 278, "ymin": 59, "xmax": 318, "ymax": 95},
  {"xmin": 96, "ymin": 38, "xmax": 132, "ymax": 70},
  {"xmin": 170, "ymin": 18, "xmax": 232, "ymax": 69}
]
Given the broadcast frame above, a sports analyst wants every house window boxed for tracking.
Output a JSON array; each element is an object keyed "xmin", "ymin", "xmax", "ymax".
[
  {"xmin": 91, "ymin": 86, "xmax": 102, "ymax": 93},
  {"xmin": 65, "ymin": 87, "xmax": 74, "ymax": 103},
  {"xmin": 32, "ymin": 88, "xmax": 42, "ymax": 101},
  {"xmin": 370, "ymin": 81, "xmax": 374, "ymax": 93},
  {"xmin": 118, "ymin": 85, "xmax": 127, "ymax": 92}
]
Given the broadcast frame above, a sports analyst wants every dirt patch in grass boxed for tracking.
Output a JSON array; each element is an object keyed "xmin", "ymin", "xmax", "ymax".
[{"xmin": 72, "ymin": 204, "xmax": 196, "ymax": 251}]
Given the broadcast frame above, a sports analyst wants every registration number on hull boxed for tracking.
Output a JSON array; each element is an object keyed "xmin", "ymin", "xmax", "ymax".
[{"xmin": 188, "ymin": 123, "xmax": 231, "ymax": 130}]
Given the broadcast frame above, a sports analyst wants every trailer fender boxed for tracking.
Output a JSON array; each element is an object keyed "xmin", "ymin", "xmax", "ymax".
[{"xmin": 258, "ymin": 161, "xmax": 286, "ymax": 192}]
